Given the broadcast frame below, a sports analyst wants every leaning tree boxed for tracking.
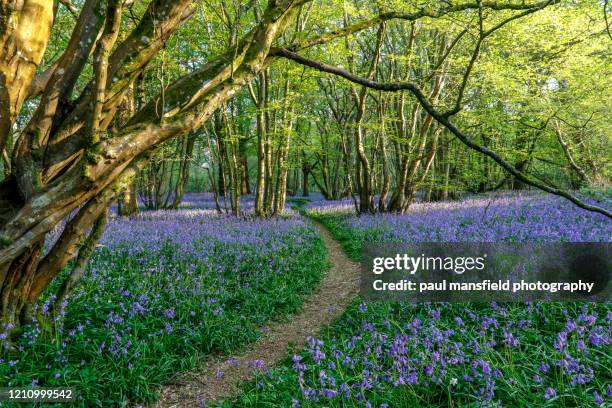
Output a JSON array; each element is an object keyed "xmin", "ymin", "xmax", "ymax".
[
  {"xmin": 0, "ymin": 0, "xmax": 609, "ymax": 331},
  {"xmin": 0, "ymin": 0, "xmax": 307, "ymax": 327}
]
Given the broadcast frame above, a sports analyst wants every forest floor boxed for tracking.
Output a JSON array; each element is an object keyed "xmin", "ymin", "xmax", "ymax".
[
  {"xmin": 152, "ymin": 221, "xmax": 360, "ymax": 407},
  {"xmin": 225, "ymin": 193, "xmax": 610, "ymax": 407}
]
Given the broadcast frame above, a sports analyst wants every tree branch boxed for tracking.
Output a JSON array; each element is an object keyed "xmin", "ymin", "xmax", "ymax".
[
  {"xmin": 0, "ymin": 0, "xmax": 302, "ymax": 266},
  {"xmin": 272, "ymin": 47, "xmax": 612, "ymax": 218},
  {"xmin": 14, "ymin": 0, "xmax": 106, "ymax": 200},
  {"xmin": 41, "ymin": 0, "xmax": 196, "ymax": 184},
  {"xmin": 444, "ymin": 3, "xmax": 553, "ymax": 117},
  {"xmin": 60, "ymin": 0, "xmax": 79, "ymax": 18},
  {"xmin": 289, "ymin": 0, "xmax": 557, "ymax": 51},
  {"xmin": 90, "ymin": 0, "xmax": 124, "ymax": 136},
  {"xmin": 53, "ymin": 208, "xmax": 108, "ymax": 312}
]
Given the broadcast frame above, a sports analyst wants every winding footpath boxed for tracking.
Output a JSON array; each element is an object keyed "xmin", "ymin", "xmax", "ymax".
[{"xmin": 152, "ymin": 221, "xmax": 360, "ymax": 407}]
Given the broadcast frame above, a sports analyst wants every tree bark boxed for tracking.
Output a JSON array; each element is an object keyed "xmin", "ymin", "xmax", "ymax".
[
  {"xmin": 238, "ymin": 137, "xmax": 250, "ymax": 194},
  {"xmin": 0, "ymin": 0, "xmax": 303, "ymax": 329},
  {"xmin": 302, "ymin": 162, "xmax": 311, "ymax": 197},
  {"xmin": 54, "ymin": 208, "xmax": 109, "ymax": 311},
  {"xmin": 378, "ymin": 97, "xmax": 390, "ymax": 212},
  {"xmin": 352, "ymin": 24, "xmax": 385, "ymax": 214},
  {"xmin": 0, "ymin": 0, "xmax": 55, "ymax": 155},
  {"xmin": 172, "ymin": 132, "xmax": 197, "ymax": 208},
  {"xmin": 119, "ymin": 180, "xmax": 140, "ymax": 216},
  {"xmin": 553, "ymin": 119, "xmax": 591, "ymax": 186},
  {"xmin": 253, "ymin": 71, "xmax": 269, "ymax": 216},
  {"xmin": 274, "ymin": 76, "xmax": 293, "ymax": 215}
]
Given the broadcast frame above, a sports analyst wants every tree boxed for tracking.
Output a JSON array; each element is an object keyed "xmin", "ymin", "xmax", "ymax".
[
  {"xmin": 0, "ymin": 0, "xmax": 304, "ymax": 328},
  {"xmin": 1, "ymin": 0, "xmax": 609, "ymax": 334}
]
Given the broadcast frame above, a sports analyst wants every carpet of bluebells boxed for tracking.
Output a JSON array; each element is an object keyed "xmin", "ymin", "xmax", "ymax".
[
  {"xmin": 229, "ymin": 193, "xmax": 612, "ymax": 407},
  {"xmin": 305, "ymin": 192, "xmax": 611, "ymax": 258},
  {"xmin": 179, "ymin": 192, "xmax": 257, "ymax": 211},
  {"xmin": 0, "ymin": 196, "xmax": 327, "ymax": 407}
]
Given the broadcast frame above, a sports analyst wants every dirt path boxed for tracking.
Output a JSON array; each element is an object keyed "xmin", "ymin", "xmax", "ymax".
[{"xmin": 152, "ymin": 221, "xmax": 360, "ymax": 407}]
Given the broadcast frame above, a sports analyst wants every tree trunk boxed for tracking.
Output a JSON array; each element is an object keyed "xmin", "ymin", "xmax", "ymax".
[
  {"xmin": 222, "ymin": 107, "xmax": 241, "ymax": 216},
  {"xmin": 0, "ymin": 0, "xmax": 302, "ymax": 330},
  {"xmin": 254, "ymin": 71, "xmax": 269, "ymax": 216},
  {"xmin": 54, "ymin": 209, "xmax": 109, "ymax": 311},
  {"xmin": 0, "ymin": 0, "xmax": 55, "ymax": 155},
  {"xmin": 215, "ymin": 114, "xmax": 228, "ymax": 197},
  {"xmin": 172, "ymin": 132, "xmax": 197, "ymax": 208},
  {"xmin": 118, "ymin": 180, "xmax": 140, "ymax": 216},
  {"xmin": 239, "ymin": 137, "xmax": 251, "ymax": 194},
  {"xmin": 554, "ymin": 120, "xmax": 591, "ymax": 186},
  {"xmin": 351, "ymin": 24, "xmax": 385, "ymax": 213},
  {"xmin": 274, "ymin": 77, "xmax": 293, "ymax": 215},
  {"xmin": 205, "ymin": 133, "xmax": 223, "ymax": 214},
  {"xmin": 442, "ymin": 160, "xmax": 451, "ymax": 201},
  {"xmin": 0, "ymin": 240, "xmax": 43, "ymax": 326},
  {"xmin": 378, "ymin": 97, "xmax": 390, "ymax": 212},
  {"xmin": 302, "ymin": 163, "xmax": 311, "ymax": 197},
  {"xmin": 115, "ymin": 80, "xmax": 140, "ymax": 216}
]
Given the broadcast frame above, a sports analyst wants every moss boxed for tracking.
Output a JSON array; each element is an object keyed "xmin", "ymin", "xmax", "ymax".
[
  {"xmin": 0, "ymin": 234, "xmax": 11, "ymax": 248},
  {"xmin": 31, "ymin": 166, "xmax": 42, "ymax": 189},
  {"xmin": 111, "ymin": 174, "xmax": 134, "ymax": 193},
  {"xmin": 82, "ymin": 168, "xmax": 93, "ymax": 181},
  {"xmin": 85, "ymin": 140, "xmax": 104, "ymax": 164}
]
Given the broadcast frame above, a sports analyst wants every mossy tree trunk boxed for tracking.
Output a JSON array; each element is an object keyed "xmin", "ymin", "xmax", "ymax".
[{"xmin": 0, "ymin": 0, "xmax": 302, "ymax": 329}]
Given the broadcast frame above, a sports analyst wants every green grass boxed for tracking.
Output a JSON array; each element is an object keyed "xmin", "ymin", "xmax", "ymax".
[
  {"xmin": 308, "ymin": 213, "xmax": 364, "ymax": 261},
  {"xmin": 227, "ymin": 300, "xmax": 611, "ymax": 407},
  {"xmin": 1, "ymin": 219, "xmax": 328, "ymax": 407}
]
